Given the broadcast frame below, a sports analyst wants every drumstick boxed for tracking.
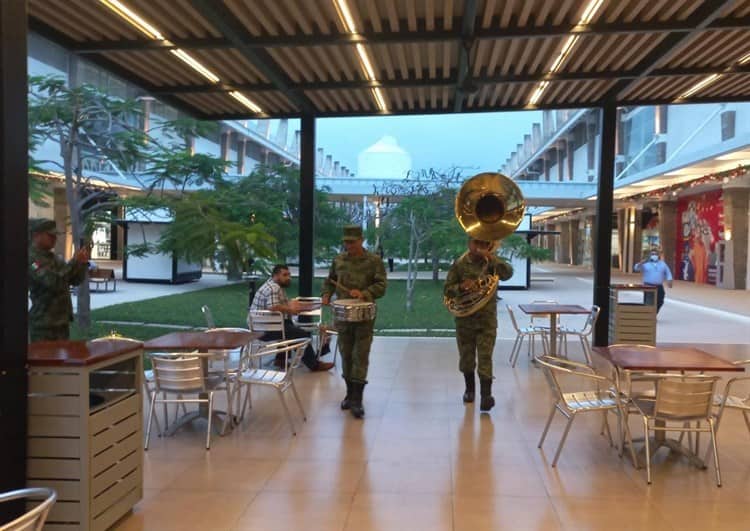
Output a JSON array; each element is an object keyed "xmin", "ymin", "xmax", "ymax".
[{"xmin": 328, "ymin": 278, "xmax": 352, "ymax": 295}]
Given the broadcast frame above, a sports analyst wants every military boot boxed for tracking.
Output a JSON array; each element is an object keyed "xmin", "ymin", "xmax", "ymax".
[
  {"xmin": 340, "ymin": 379, "xmax": 352, "ymax": 410},
  {"xmin": 479, "ymin": 379, "xmax": 495, "ymax": 412},
  {"xmin": 350, "ymin": 381, "xmax": 366, "ymax": 419},
  {"xmin": 462, "ymin": 372, "xmax": 475, "ymax": 403}
]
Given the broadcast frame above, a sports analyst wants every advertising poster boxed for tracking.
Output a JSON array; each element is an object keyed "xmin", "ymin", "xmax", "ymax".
[{"xmin": 675, "ymin": 190, "xmax": 724, "ymax": 284}]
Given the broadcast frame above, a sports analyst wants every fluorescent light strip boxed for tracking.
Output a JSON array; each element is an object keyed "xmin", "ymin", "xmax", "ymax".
[
  {"xmin": 579, "ymin": 0, "xmax": 605, "ymax": 25},
  {"xmin": 101, "ymin": 0, "xmax": 222, "ymax": 85},
  {"xmin": 333, "ymin": 0, "xmax": 358, "ymax": 33},
  {"xmin": 529, "ymin": 81, "xmax": 549, "ymax": 106},
  {"xmin": 229, "ymin": 91, "xmax": 263, "ymax": 113},
  {"xmin": 679, "ymin": 74, "xmax": 721, "ymax": 99},
  {"xmin": 549, "ymin": 35, "xmax": 579, "ymax": 73},
  {"xmin": 100, "ymin": 0, "xmax": 164, "ymax": 39},
  {"xmin": 527, "ymin": 0, "xmax": 604, "ymax": 106},
  {"xmin": 169, "ymin": 49, "xmax": 221, "ymax": 84},
  {"xmin": 372, "ymin": 87, "xmax": 387, "ymax": 112},
  {"xmin": 356, "ymin": 43, "xmax": 377, "ymax": 80}
]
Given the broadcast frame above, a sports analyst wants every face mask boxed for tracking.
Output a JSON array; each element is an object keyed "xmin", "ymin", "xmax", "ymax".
[{"xmin": 650, "ymin": 254, "xmax": 658, "ymax": 262}]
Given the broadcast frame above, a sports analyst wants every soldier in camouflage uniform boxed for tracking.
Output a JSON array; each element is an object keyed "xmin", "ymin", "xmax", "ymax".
[
  {"xmin": 322, "ymin": 225, "xmax": 387, "ymax": 419},
  {"xmin": 444, "ymin": 238, "xmax": 513, "ymax": 411},
  {"xmin": 28, "ymin": 218, "xmax": 89, "ymax": 342}
]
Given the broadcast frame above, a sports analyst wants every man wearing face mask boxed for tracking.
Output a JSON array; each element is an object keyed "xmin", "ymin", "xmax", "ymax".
[{"xmin": 634, "ymin": 249, "xmax": 673, "ymax": 314}]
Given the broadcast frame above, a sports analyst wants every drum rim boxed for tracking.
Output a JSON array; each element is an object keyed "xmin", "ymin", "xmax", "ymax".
[{"xmin": 332, "ymin": 298, "xmax": 375, "ymax": 306}]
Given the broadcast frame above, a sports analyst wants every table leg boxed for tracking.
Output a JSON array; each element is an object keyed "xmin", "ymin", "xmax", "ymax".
[{"xmin": 548, "ymin": 314, "xmax": 558, "ymax": 357}]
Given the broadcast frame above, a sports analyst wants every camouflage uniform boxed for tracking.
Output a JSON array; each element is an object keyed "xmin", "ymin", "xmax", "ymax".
[
  {"xmin": 321, "ymin": 250, "xmax": 387, "ymax": 383},
  {"xmin": 444, "ymin": 253, "xmax": 513, "ymax": 380},
  {"xmin": 28, "ymin": 243, "xmax": 87, "ymax": 342}
]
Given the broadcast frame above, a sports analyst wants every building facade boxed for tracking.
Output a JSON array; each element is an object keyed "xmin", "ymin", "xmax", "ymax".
[{"xmin": 503, "ymin": 104, "xmax": 750, "ymax": 290}]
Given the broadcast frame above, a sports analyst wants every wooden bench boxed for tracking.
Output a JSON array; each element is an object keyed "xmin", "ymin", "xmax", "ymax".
[{"xmin": 89, "ymin": 268, "xmax": 116, "ymax": 292}]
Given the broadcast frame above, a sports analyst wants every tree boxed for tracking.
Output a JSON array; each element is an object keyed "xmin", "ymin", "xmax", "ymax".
[
  {"xmin": 234, "ymin": 165, "xmax": 351, "ymax": 264},
  {"xmin": 130, "ymin": 164, "xmax": 351, "ymax": 279},
  {"xmin": 499, "ymin": 234, "xmax": 553, "ymax": 262},
  {"xmin": 28, "ymin": 75, "xmax": 148, "ymax": 330},
  {"xmin": 375, "ymin": 168, "xmax": 467, "ymax": 310}
]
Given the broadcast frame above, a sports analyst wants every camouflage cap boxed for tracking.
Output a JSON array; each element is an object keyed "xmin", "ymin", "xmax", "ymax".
[
  {"xmin": 30, "ymin": 218, "xmax": 57, "ymax": 234},
  {"xmin": 342, "ymin": 224, "xmax": 363, "ymax": 241}
]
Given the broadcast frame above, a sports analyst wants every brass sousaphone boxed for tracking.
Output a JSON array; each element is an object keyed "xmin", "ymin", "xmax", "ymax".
[{"xmin": 444, "ymin": 172, "xmax": 526, "ymax": 317}]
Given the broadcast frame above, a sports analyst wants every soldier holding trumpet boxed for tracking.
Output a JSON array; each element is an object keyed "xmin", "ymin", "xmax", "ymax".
[{"xmin": 322, "ymin": 225, "xmax": 387, "ymax": 419}]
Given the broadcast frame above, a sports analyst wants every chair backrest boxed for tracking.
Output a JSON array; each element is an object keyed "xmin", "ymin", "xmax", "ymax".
[
  {"xmin": 535, "ymin": 355, "xmax": 606, "ymax": 401},
  {"xmin": 294, "ymin": 297, "xmax": 322, "ymax": 326},
  {"xmin": 654, "ymin": 376, "xmax": 719, "ymax": 419},
  {"xmin": 579, "ymin": 305, "xmax": 601, "ymax": 335},
  {"xmin": 90, "ymin": 334, "xmax": 140, "ymax": 343},
  {"xmin": 201, "ymin": 305, "xmax": 216, "ymax": 329},
  {"xmin": 255, "ymin": 338, "xmax": 311, "ymax": 376},
  {"xmin": 247, "ymin": 310, "xmax": 285, "ymax": 337},
  {"xmin": 150, "ymin": 354, "xmax": 205, "ymax": 393},
  {"xmin": 506, "ymin": 305, "xmax": 522, "ymax": 333},
  {"xmin": 0, "ymin": 487, "xmax": 56, "ymax": 531}
]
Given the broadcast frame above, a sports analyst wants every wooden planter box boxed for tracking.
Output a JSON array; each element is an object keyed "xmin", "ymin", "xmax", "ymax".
[
  {"xmin": 27, "ymin": 339, "xmax": 143, "ymax": 531},
  {"xmin": 608, "ymin": 284, "xmax": 657, "ymax": 345}
]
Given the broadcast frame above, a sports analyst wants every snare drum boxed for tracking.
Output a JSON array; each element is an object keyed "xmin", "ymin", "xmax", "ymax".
[{"xmin": 331, "ymin": 298, "xmax": 377, "ymax": 322}]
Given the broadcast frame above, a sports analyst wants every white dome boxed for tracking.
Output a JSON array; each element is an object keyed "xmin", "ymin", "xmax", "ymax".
[{"xmin": 357, "ymin": 135, "xmax": 412, "ymax": 179}]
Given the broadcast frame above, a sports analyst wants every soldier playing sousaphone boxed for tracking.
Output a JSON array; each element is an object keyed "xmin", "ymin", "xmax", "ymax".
[{"xmin": 321, "ymin": 225, "xmax": 387, "ymax": 419}]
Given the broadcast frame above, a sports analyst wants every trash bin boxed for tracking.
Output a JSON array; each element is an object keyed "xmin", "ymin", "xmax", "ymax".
[
  {"xmin": 608, "ymin": 284, "xmax": 657, "ymax": 345},
  {"xmin": 247, "ymin": 275, "xmax": 259, "ymax": 308}
]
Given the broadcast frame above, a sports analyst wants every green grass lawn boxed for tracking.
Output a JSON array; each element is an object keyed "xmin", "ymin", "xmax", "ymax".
[{"xmin": 87, "ymin": 279, "xmax": 457, "ymax": 339}]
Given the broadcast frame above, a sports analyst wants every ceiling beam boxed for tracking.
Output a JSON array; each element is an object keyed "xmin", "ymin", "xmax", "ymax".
[
  {"xmin": 186, "ymin": 0, "xmax": 314, "ymax": 114},
  {"xmin": 69, "ymin": 16, "xmax": 750, "ymax": 54},
  {"xmin": 203, "ymin": 91, "xmax": 750, "ymax": 120},
  {"xmin": 453, "ymin": 0, "xmax": 479, "ymax": 112},
  {"xmin": 146, "ymin": 63, "xmax": 750, "ymax": 96},
  {"xmin": 604, "ymin": 0, "xmax": 740, "ymax": 101}
]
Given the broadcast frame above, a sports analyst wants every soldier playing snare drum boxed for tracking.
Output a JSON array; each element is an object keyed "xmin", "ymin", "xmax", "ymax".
[{"xmin": 321, "ymin": 225, "xmax": 387, "ymax": 419}]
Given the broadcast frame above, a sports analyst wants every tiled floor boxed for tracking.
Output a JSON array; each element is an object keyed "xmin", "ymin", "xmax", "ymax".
[{"xmin": 117, "ymin": 337, "xmax": 750, "ymax": 530}]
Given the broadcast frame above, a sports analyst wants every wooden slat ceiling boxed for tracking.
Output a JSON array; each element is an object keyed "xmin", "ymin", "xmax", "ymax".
[{"xmin": 28, "ymin": 0, "xmax": 750, "ymax": 119}]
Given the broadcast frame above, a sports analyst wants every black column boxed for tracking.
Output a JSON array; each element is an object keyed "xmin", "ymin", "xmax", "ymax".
[
  {"xmin": 299, "ymin": 114, "xmax": 315, "ymax": 296},
  {"xmin": 593, "ymin": 104, "xmax": 617, "ymax": 346},
  {"xmin": 0, "ymin": 0, "xmax": 29, "ymax": 514}
]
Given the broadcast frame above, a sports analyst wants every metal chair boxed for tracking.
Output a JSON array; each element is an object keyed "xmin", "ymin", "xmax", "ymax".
[
  {"xmin": 145, "ymin": 353, "xmax": 215, "ymax": 450},
  {"xmin": 556, "ymin": 305, "xmax": 600, "ymax": 364},
  {"xmin": 0, "ymin": 487, "xmax": 56, "ymax": 531},
  {"xmin": 713, "ymin": 359, "xmax": 750, "ymax": 438},
  {"xmin": 200, "ymin": 304, "xmax": 216, "ymax": 328},
  {"xmin": 247, "ymin": 309, "xmax": 286, "ymax": 365},
  {"xmin": 507, "ymin": 305, "xmax": 549, "ymax": 367},
  {"xmin": 633, "ymin": 374, "xmax": 722, "ymax": 485},
  {"xmin": 536, "ymin": 355, "xmax": 636, "ymax": 467},
  {"xmin": 292, "ymin": 297, "xmax": 322, "ymax": 333},
  {"xmin": 233, "ymin": 338, "xmax": 310, "ymax": 436}
]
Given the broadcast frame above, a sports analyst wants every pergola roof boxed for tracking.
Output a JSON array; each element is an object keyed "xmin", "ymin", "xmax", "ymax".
[{"xmin": 28, "ymin": 0, "xmax": 750, "ymax": 119}]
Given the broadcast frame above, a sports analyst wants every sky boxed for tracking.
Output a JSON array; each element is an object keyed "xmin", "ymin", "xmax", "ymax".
[{"xmin": 316, "ymin": 110, "xmax": 543, "ymax": 176}]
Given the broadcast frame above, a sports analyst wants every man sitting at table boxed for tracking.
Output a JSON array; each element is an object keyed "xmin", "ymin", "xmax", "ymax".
[{"xmin": 249, "ymin": 264, "xmax": 334, "ymax": 372}]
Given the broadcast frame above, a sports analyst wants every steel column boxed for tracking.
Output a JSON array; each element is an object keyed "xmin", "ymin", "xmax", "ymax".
[
  {"xmin": 0, "ymin": 0, "xmax": 29, "ymax": 517},
  {"xmin": 299, "ymin": 115, "xmax": 315, "ymax": 296},
  {"xmin": 593, "ymin": 105, "xmax": 617, "ymax": 346}
]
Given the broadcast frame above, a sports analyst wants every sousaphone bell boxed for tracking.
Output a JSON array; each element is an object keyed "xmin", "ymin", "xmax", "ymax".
[{"xmin": 445, "ymin": 172, "xmax": 526, "ymax": 317}]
